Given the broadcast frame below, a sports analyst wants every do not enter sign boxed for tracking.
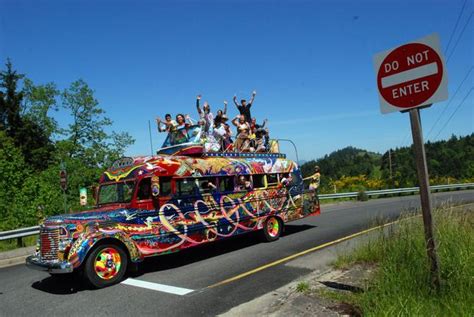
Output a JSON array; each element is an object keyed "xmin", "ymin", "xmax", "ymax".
[{"xmin": 373, "ymin": 33, "xmax": 448, "ymax": 114}]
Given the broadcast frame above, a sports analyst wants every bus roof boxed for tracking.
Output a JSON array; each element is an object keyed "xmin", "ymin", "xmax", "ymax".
[{"xmin": 100, "ymin": 154, "xmax": 297, "ymax": 183}]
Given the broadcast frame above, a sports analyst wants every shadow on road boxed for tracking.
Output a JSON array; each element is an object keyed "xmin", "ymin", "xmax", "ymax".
[
  {"xmin": 30, "ymin": 223, "xmax": 315, "ymax": 294},
  {"xmin": 31, "ymin": 273, "xmax": 90, "ymax": 294},
  {"xmin": 130, "ymin": 223, "xmax": 316, "ymax": 277}
]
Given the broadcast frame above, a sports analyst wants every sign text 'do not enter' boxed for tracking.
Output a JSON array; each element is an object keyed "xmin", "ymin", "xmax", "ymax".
[
  {"xmin": 377, "ymin": 43, "xmax": 443, "ymax": 108},
  {"xmin": 373, "ymin": 33, "xmax": 448, "ymax": 114}
]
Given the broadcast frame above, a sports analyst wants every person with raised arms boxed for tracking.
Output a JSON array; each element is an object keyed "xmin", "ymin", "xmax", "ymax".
[
  {"xmin": 196, "ymin": 94, "xmax": 214, "ymax": 134},
  {"xmin": 233, "ymin": 90, "xmax": 256, "ymax": 124},
  {"xmin": 156, "ymin": 113, "xmax": 177, "ymax": 133}
]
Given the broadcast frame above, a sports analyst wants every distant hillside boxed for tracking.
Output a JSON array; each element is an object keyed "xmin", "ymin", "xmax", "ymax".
[
  {"xmin": 380, "ymin": 134, "xmax": 474, "ymax": 187},
  {"xmin": 301, "ymin": 146, "xmax": 382, "ymax": 180},
  {"xmin": 301, "ymin": 134, "xmax": 474, "ymax": 192}
]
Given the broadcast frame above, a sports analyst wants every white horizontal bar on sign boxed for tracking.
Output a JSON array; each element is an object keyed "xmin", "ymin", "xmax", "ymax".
[
  {"xmin": 121, "ymin": 278, "xmax": 194, "ymax": 295},
  {"xmin": 381, "ymin": 62, "xmax": 438, "ymax": 88}
]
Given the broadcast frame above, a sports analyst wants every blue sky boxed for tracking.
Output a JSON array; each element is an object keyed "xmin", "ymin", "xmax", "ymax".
[{"xmin": 1, "ymin": 0, "xmax": 472, "ymax": 161}]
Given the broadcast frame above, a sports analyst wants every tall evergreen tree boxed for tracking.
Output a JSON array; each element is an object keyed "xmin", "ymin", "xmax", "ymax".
[{"xmin": 0, "ymin": 60, "xmax": 54, "ymax": 170}]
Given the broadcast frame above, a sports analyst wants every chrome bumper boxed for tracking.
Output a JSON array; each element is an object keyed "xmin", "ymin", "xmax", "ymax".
[{"xmin": 25, "ymin": 255, "xmax": 73, "ymax": 274}]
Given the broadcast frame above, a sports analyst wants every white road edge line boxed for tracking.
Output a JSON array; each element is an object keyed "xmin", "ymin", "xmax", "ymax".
[{"xmin": 121, "ymin": 278, "xmax": 194, "ymax": 295}]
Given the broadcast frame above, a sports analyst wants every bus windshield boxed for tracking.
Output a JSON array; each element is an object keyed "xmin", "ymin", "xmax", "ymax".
[
  {"xmin": 162, "ymin": 125, "xmax": 202, "ymax": 147},
  {"xmin": 98, "ymin": 181, "xmax": 135, "ymax": 205}
]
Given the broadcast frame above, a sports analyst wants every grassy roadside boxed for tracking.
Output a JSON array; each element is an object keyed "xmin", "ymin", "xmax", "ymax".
[
  {"xmin": 0, "ymin": 235, "xmax": 37, "ymax": 252},
  {"xmin": 329, "ymin": 204, "xmax": 474, "ymax": 316}
]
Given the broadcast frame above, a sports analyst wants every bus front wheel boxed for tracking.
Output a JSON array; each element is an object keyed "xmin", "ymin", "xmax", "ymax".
[
  {"xmin": 84, "ymin": 243, "xmax": 128, "ymax": 288},
  {"xmin": 262, "ymin": 217, "xmax": 283, "ymax": 242}
]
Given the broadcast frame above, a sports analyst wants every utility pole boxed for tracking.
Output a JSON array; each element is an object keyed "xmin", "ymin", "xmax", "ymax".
[
  {"xmin": 148, "ymin": 120, "xmax": 154, "ymax": 156},
  {"xmin": 388, "ymin": 149, "xmax": 393, "ymax": 187}
]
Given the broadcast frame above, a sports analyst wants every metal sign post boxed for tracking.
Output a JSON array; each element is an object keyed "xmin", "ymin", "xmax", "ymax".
[
  {"xmin": 60, "ymin": 162, "xmax": 68, "ymax": 214},
  {"xmin": 409, "ymin": 108, "xmax": 441, "ymax": 290}
]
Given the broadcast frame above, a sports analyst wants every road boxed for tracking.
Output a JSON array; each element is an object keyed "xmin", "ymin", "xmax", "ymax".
[{"xmin": 0, "ymin": 190, "xmax": 472, "ymax": 316}]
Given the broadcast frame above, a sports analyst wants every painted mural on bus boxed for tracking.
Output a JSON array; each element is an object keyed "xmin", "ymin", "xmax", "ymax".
[{"xmin": 27, "ymin": 152, "xmax": 320, "ymax": 288}]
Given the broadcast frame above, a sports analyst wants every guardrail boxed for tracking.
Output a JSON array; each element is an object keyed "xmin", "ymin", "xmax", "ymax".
[
  {"xmin": 1, "ymin": 183, "xmax": 473, "ymax": 243},
  {"xmin": 319, "ymin": 183, "xmax": 474, "ymax": 200}
]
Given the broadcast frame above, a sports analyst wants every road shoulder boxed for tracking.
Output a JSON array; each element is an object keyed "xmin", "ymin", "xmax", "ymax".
[{"xmin": 219, "ymin": 225, "xmax": 387, "ymax": 317}]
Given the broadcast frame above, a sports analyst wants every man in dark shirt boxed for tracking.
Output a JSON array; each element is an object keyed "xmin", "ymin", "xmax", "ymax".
[{"xmin": 233, "ymin": 90, "xmax": 256, "ymax": 123}]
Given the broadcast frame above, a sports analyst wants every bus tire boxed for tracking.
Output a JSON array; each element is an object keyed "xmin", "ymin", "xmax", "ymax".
[
  {"xmin": 262, "ymin": 216, "xmax": 283, "ymax": 242},
  {"xmin": 84, "ymin": 243, "xmax": 128, "ymax": 288}
]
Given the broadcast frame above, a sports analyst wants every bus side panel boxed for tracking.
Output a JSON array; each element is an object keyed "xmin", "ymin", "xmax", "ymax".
[{"xmin": 126, "ymin": 163, "xmax": 319, "ymax": 258}]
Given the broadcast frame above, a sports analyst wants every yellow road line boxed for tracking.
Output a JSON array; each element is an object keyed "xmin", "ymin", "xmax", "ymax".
[
  {"xmin": 207, "ymin": 218, "xmax": 405, "ymax": 289},
  {"xmin": 208, "ymin": 202, "xmax": 473, "ymax": 289}
]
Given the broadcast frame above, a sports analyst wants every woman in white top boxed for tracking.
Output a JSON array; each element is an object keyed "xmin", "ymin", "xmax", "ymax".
[{"xmin": 232, "ymin": 115, "xmax": 251, "ymax": 152}]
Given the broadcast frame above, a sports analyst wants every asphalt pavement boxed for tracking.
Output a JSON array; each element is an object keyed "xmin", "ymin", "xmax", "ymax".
[{"xmin": 0, "ymin": 190, "xmax": 472, "ymax": 316}]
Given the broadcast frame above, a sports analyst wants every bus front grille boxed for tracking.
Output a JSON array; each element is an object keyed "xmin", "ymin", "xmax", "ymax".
[{"xmin": 40, "ymin": 227, "xmax": 59, "ymax": 261}]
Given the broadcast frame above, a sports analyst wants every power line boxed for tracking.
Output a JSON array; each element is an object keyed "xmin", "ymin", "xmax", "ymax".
[
  {"xmin": 395, "ymin": 2, "xmax": 471, "ymax": 149},
  {"xmin": 444, "ymin": 0, "xmax": 468, "ymax": 54},
  {"xmin": 426, "ymin": 66, "xmax": 474, "ymax": 139},
  {"xmin": 446, "ymin": 11, "xmax": 473, "ymax": 63},
  {"xmin": 433, "ymin": 87, "xmax": 473, "ymax": 140}
]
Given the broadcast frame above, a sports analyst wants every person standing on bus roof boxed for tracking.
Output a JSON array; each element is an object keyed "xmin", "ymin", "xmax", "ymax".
[
  {"xmin": 251, "ymin": 118, "xmax": 268, "ymax": 152},
  {"xmin": 214, "ymin": 100, "xmax": 228, "ymax": 128},
  {"xmin": 223, "ymin": 120, "xmax": 234, "ymax": 151},
  {"xmin": 233, "ymin": 90, "xmax": 256, "ymax": 124},
  {"xmin": 156, "ymin": 114, "xmax": 177, "ymax": 133},
  {"xmin": 232, "ymin": 114, "xmax": 251, "ymax": 152},
  {"xmin": 171, "ymin": 113, "xmax": 192, "ymax": 145},
  {"xmin": 196, "ymin": 95, "xmax": 214, "ymax": 134}
]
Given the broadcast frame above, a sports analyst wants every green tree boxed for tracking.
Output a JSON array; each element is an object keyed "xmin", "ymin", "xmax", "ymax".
[
  {"xmin": 0, "ymin": 59, "xmax": 23, "ymax": 134},
  {"xmin": 60, "ymin": 79, "xmax": 134, "ymax": 167},
  {"xmin": 0, "ymin": 131, "xmax": 30, "ymax": 230},
  {"xmin": 22, "ymin": 78, "xmax": 60, "ymax": 139},
  {"xmin": 51, "ymin": 79, "xmax": 134, "ymax": 212},
  {"xmin": 0, "ymin": 60, "xmax": 54, "ymax": 170}
]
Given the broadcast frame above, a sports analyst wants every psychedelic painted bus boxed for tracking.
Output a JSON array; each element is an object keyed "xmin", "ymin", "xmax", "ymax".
[{"xmin": 26, "ymin": 150, "xmax": 320, "ymax": 288}]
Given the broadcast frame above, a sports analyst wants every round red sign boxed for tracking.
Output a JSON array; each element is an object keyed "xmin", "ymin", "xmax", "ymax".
[{"xmin": 377, "ymin": 43, "xmax": 443, "ymax": 109}]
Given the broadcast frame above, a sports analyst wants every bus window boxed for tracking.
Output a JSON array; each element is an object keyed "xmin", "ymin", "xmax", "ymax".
[
  {"xmin": 137, "ymin": 178, "xmax": 151, "ymax": 200},
  {"xmin": 98, "ymin": 181, "xmax": 135, "ymax": 205},
  {"xmin": 252, "ymin": 174, "xmax": 266, "ymax": 188},
  {"xmin": 197, "ymin": 178, "xmax": 217, "ymax": 194},
  {"xmin": 123, "ymin": 181, "xmax": 135, "ymax": 202},
  {"xmin": 176, "ymin": 178, "xmax": 198, "ymax": 197},
  {"xmin": 267, "ymin": 174, "xmax": 279, "ymax": 187},
  {"xmin": 218, "ymin": 176, "xmax": 234, "ymax": 193},
  {"xmin": 160, "ymin": 177, "xmax": 172, "ymax": 196},
  {"xmin": 235, "ymin": 175, "xmax": 252, "ymax": 191}
]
